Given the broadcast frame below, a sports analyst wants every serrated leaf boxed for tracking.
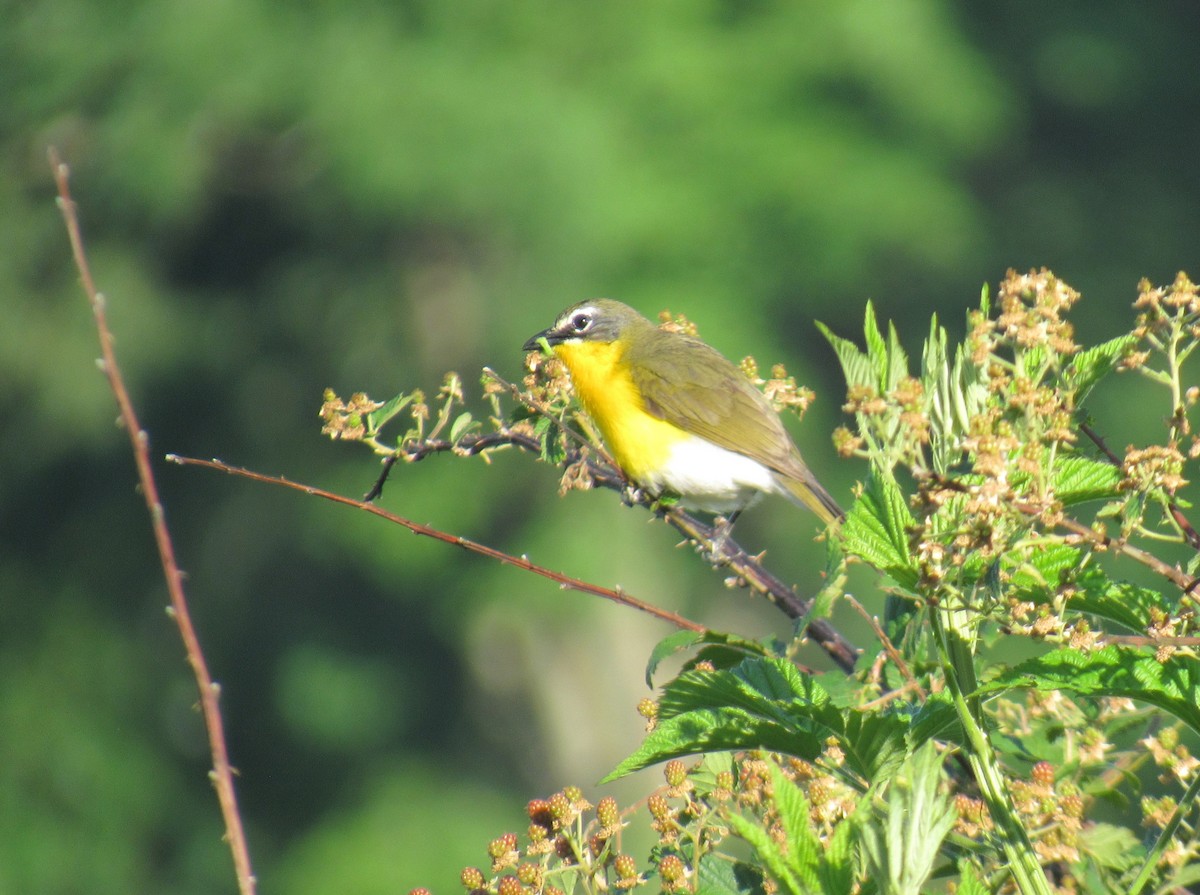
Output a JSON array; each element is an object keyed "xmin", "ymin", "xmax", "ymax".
[
  {"xmin": 1066, "ymin": 569, "xmax": 1167, "ymax": 633},
  {"xmin": 767, "ymin": 764, "xmax": 823, "ymax": 890},
  {"xmin": 725, "ymin": 813, "xmax": 809, "ymax": 895},
  {"xmin": 1065, "ymin": 333, "xmax": 1137, "ymax": 404},
  {"xmin": 533, "ymin": 416, "xmax": 566, "ymax": 464},
  {"xmin": 1052, "ymin": 455, "xmax": 1121, "ymax": 505},
  {"xmin": 644, "ymin": 630, "xmax": 772, "ymax": 687},
  {"xmin": 980, "ymin": 646, "xmax": 1200, "ymax": 735},
  {"xmin": 1011, "ymin": 543, "xmax": 1082, "ymax": 590},
  {"xmin": 1077, "ymin": 822, "xmax": 1143, "ymax": 871},
  {"xmin": 366, "ymin": 392, "xmax": 415, "ymax": 434},
  {"xmin": 602, "ymin": 707, "xmax": 826, "ymax": 782},
  {"xmin": 886, "ymin": 319, "xmax": 910, "ymax": 391},
  {"xmin": 612, "ymin": 658, "xmax": 914, "ymax": 783},
  {"xmin": 954, "ymin": 861, "xmax": 989, "ymax": 895},
  {"xmin": 907, "ymin": 692, "xmax": 964, "ymax": 747},
  {"xmin": 448, "ymin": 411, "xmax": 476, "ymax": 442},
  {"xmin": 842, "ymin": 472, "xmax": 918, "ymax": 588},
  {"xmin": 859, "ymin": 742, "xmax": 956, "ymax": 895},
  {"xmin": 864, "ymin": 301, "xmax": 888, "ymax": 386},
  {"xmin": 817, "ymin": 321, "xmax": 875, "ymax": 391},
  {"xmin": 646, "ymin": 631, "xmax": 707, "ymax": 686},
  {"xmin": 694, "ymin": 857, "xmax": 768, "ymax": 895}
]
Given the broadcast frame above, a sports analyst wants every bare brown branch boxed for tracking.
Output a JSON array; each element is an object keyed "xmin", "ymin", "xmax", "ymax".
[
  {"xmin": 50, "ymin": 149, "xmax": 257, "ymax": 895},
  {"xmin": 166, "ymin": 455, "xmax": 709, "ymax": 633},
  {"xmin": 365, "ymin": 427, "xmax": 859, "ymax": 672}
]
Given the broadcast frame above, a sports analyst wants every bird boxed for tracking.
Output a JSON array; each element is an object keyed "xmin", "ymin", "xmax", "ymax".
[{"xmin": 523, "ymin": 299, "xmax": 842, "ymax": 526}]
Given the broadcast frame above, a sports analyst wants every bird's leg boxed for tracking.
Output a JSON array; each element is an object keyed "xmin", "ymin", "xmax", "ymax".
[
  {"xmin": 709, "ymin": 510, "xmax": 741, "ymax": 558},
  {"xmin": 621, "ymin": 483, "xmax": 648, "ymax": 507}
]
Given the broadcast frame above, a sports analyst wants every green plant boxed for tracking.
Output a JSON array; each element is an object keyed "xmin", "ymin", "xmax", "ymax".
[{"xmin": 324, "ymin": 270, "xmax": 1200, "ymax": 894}]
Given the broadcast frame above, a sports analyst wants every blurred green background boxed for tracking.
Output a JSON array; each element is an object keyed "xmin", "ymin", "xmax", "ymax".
[{"xmin": 4, "ymin": 2, "xmax": 1198, "ymax": 892}]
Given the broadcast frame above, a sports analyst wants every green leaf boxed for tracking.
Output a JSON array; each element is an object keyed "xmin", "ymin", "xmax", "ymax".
[
  {"xmin": 608, "ymin": 658, "xmax": 913, "ymax": 783},
  {"xmin": 1067, "ymin": 570, "xmax": 1167, "ymax": 634},
  {"xmin": 366, "ymin": 392, "xmax": 415, "ymax": 435},
  {"xmin": 954, "ymin": 861, "xmax": 989, "ymax": 895},
  {"xmin": 1051, "ymin": 455, "xmax": 1121, "ymax": 505},
  {"xmin": 449, "ymin": 411, "xmax": 476, "ymax": 442},
  {"xmin": 1065, "ymin": 333, "xmax": 1137, "ymax": 404},
  {"xmin": 858, "ymin": 742, "xmax": 956, "ymax": 895},
  {"xmin": 694, "ymin": 857, "xmax": 767, "ymax": 895},
  {"xmin": 1009, "ymin": 543, "xmax": 1083, "ymax": 592},
  {"xmin": 817, "ymin": 321, "xmax": 875, "ymax": 391},
  {"xmin": 1077, "ymin": 823, "xmax": 1143, "ymax": 872},
  {"xmin": 885, "ymin": 318, "xmax": 910, "ymax": 392},
  {"xmin": 725, "ymin": 813, "xmax": 808, "ymax": 895},
  {"xmin": 533, "ymin": 416, "xmax": 566, "ymax": 464},
  {"xmin": 767, "ymin": 764, "xmax": 823, "ymax": 891},
  {"xmin": 864, "ymin": 301, "xmax": 888, "ymax": 386},
  {"xmin": 842, "ymin": 471, "xmax": 918, "ymax": 588},
  {"xmin": 644, "ymin": 630, "xmax": 772, "ymax": 687},
  {"xmin": 980, "ymin": 646, "xmax": 1200, "ymax": 736}
]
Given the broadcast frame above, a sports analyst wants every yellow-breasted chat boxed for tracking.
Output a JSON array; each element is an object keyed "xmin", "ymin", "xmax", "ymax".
[{"xmin": 523, "ymin": 299, "xmax": 842, "ymax": 526}]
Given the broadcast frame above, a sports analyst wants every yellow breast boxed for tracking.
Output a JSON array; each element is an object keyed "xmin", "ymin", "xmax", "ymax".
[{"xmin": 553, "ymin": 341, "xmax": 689, "ymax": 482}]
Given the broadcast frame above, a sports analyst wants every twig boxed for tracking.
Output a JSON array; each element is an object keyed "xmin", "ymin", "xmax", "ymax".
[
  {"xmin": 166, "ymin": 456, "xmax": 710, "ymax": 633},
  {"xmin": 844, "ymin": 595, "xmax": 924, "ymax": 697},
  {"xmin": 49, "ymin": 149, "xmax": 257, "ymax": 895},
  {"xmin": 362, "ymin": 428, "xmax": 860, "ymax": 671},
  {"xmin": 1080, "ymin": 420, "xmax": 1200, "ymax": 551}
]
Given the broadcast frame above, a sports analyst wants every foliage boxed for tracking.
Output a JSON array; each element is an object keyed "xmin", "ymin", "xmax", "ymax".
[
  {"xmin": 328, "ymin": 270, "xmax": 1200, "ymax": 894},
  {"xmin": 17, "ymin": 5, "xmax": 1200, "ymax": 894}
]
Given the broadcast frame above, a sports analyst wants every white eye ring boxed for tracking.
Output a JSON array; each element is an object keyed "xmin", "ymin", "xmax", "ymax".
[{"xmin": 571, "ymin": 313, "xmax": 592, "ymax": 331}]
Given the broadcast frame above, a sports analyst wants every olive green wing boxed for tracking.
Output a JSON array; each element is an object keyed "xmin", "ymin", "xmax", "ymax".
[
  {"xmin": 627, "ymin": 330, "xmax": 843, "ymax": 523},
  {"xmin": 627, "ymin": 332, "xmax": 800, "ymax": 474}
]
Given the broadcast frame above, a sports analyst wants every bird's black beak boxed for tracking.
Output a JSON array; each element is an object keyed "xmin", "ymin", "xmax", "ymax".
[{"xmin": 523, "ymin": 326, "xmax": 558, "ymax": 353}]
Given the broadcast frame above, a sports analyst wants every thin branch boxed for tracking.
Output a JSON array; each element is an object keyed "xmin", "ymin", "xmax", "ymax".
[
  {"xmin": 1080, "ymin": 419, "xmax": 1200, "ymax": 551},
  {"xmin": 166, "ymin": 455, "xmax": 709, "ymax": 633},
  {"xmin": 49, "ymin": 149, "xmax": 257, "ymax": 895},
  {"xmin": 844, "ymin": 595, "xmax": 924, "ymax": 697},
  {"xmin": 362, "ymin": 427, "xmax": 860, "ymax": 672}
]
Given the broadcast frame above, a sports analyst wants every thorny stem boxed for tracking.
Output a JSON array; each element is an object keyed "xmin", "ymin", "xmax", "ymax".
[
  {"xmin": 167, "ymin": 455, "xmax": 709, "ymax": 634},
  {"xmin": 362, "ymin": 427, "xmax": 859, "ymax": 672},
  {"xmin": 50, "ymin": 150, "xmax": 257, "ymax": 895}
]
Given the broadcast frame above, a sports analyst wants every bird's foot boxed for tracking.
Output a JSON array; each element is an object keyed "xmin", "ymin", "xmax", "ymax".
[{"xmin": 707, "ymin": 510, "xmax": 741, "ymax": 561}]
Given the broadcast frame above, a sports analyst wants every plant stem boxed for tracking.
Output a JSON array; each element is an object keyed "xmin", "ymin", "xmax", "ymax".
[
  {"xmin": 930, "ymin": 609, "xmax": 1053, "ymax": 895},
  {"xmin": 1128, "ymin": 762, "xmax": 1200, "ymax": 895}
]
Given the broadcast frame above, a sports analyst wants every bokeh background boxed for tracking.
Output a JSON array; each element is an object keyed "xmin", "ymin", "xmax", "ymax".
[{"xmin": 4, "ymin": 2, "xmax": 1199, "ymax": 892}]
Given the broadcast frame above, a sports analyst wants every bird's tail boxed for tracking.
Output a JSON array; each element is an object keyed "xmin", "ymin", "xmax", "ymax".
[{"xmin": 778, "ymin": 471, "xmax": 844, "ymax": 527}]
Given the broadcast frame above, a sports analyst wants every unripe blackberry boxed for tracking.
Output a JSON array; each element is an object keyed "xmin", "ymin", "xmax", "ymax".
[
  {"xmin": 659, "ymin": 854, "xmax": 686, "ymax": 887},
  {"xmin": 647, "ymin": 793, "xmax": 671, "ymax": 822},
  {"xmin": 527, "ymin": 798, "xmax": 553, "ymax": 829},
  {"xmin": 588, "ymin": 832, "xmax": 609, "ymax": 857},
  {"xmin": 488, "ymin": 832, "xmax": 519, "ymax": 859},
  {"xmin": 596, "ymin": 795, "xmax": 620, "ymax": 828},
  {"xmin": 1061, "ymin": 794, "xmax": 1084, "ymax": 819},
  {"xmin": 554, "ymin": 835, "xmax": 577, "ymax": 863},
  {"xmin": 409, "ymin": 889, "xmax": 432, "ymax": 895},
  {"xmin": 563, "ymin": 785, "xmax": 583, "ymax": 802},
  {"xmin": 614, "ymin": 853, "xmax": 638, "ymax": 880},
  {"xmin": 516, "ymin": 863, "xmax": 543, "ymax": 887},
  {"xmin": 548, "ymin": 791, "xmax": 571, "ymax": 821},
  {"xmin": 664, "ymin": 759, "xmax": 687, "ymax": 788},
  {"xmin": 496, "ymin": 875, "xmax": 524, "ymax": 895},
  {"xmin": 1031, "ymin": 761, "xmax": 1055, "ymax": 787},
  {"xmin": 636, "ymin": 698, "xmax": 658, "ymax": 720},
  {"xmin": 460, "ymin": 867, "xmax": 486, "ymax": 890}
]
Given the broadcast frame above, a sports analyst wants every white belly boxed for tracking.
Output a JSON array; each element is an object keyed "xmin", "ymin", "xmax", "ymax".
[{"xmin": 640, "ymin": 434, "xmax": 780, "ymax": 514}]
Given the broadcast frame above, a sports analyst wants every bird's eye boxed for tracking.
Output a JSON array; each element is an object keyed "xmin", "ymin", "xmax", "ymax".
[{"xmin": 571, "ymin": 313, "xmax": 592, "ymax": 331}]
